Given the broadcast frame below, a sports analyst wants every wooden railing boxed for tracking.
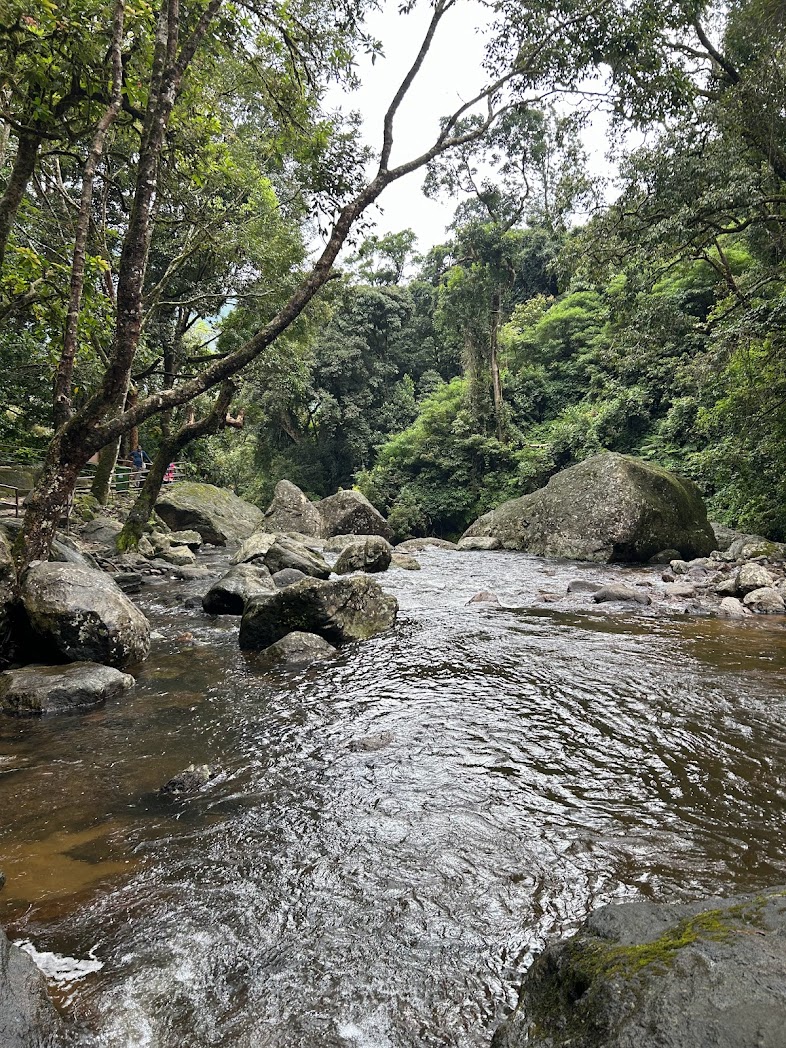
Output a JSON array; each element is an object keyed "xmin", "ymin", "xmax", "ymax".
[{"xmin": 0, "ymin": 460, "xmax": 190, "ymax": 522}]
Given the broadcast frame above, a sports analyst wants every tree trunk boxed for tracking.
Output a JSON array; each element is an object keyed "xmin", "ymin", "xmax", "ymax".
[
  {"xmin": 11, "ymin": 436, "xmax": 82, "ymax": 566},
  {"xmin": 91, "ymin": 438, "xmax": 122, "ymax": 503},
  {"xmin": 117, "ymin": 382, "xmax": 236, "ymax": 550},
  {"xmin": 489, "ymin": 288, "xmax": 506, "ymax": 442},
  {"xmin": 0, "ymin": 131, "xmax": 40, "ymax": 278}
]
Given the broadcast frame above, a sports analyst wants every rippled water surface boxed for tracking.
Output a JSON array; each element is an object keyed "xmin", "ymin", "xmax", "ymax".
[{"xmin": 2, "ymin": 549, "xmax": 786, "ymax": 1047}]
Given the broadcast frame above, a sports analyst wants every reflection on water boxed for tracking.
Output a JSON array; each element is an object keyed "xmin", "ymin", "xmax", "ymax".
[{"xmin": 2, "ymin": 550, "xmax": 786, "ymax": 1046}]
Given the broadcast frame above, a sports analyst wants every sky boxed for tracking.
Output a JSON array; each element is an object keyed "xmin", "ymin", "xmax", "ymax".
[
  {"xmin": 325, "ymin": 0, "xmax": 498, "ymax": 252},
  {"xmin": 325, "ymin": 0, "xmax": 617, "ymax": 255}
]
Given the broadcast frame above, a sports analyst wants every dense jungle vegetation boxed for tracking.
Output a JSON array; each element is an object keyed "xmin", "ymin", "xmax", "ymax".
[{"xmin": 1, "ymin": 0, "xmax": 785, "ymax": 550}]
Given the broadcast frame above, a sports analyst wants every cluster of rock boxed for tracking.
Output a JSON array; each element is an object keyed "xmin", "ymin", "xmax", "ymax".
[{"xmin": 493, "ymin": 888, "xmax": 786, "ymax": 1048}]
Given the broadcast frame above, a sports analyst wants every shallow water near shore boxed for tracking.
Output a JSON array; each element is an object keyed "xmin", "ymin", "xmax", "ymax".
[{"xmin": 2, "ymin": 548, "xmax": 786, "ymax": 1046}]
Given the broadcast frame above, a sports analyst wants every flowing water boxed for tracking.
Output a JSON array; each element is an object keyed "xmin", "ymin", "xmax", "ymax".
[{"xmin": 2, "ymin": 549, "xmax": 786, "ymax": 1047}]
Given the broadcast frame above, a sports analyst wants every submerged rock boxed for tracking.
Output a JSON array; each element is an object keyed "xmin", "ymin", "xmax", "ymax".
[
  {"xmin": 0, "ymin": 662, "xmax": 134, "ymax": 715},
  {"xmin": 592, "ymin": 584, "xmax": 652, "ymax": 605},
  {"xmin": 156, "ymin": 482, "xmax": 263, "ymax": 545},
  {"xmin": 239, "ymin": 575, "xmax": 398, "ymax": 649},
  {"xmin": 462, "ymin": 453, "xmax": 716, "ymax": 563},
  {"xmin": 334, "ymin": 536, "xmax": 392, "ymax": 575},
  {"xmin": 0, "ymin": 927, "xmax": 62, "ymax": 1048},
  {"xmin": 316, "ymin": 489, "xmax": 393, "ymax": 541},
  {"xmin": 202, "ymin": 564, "xmax": 275, "ymax": 615},
  {"xmin": 466, "ymin": 591, "xmax": 500, "ymax": 604},
  {"xmin": 390, "ymin": 553, "xmax": 421, "ymax": 571},
  {"xmin": 21, "ymin": 563, "xmax": 150, "ymax": 668},
  {"xmin": 159, "ymin": 764, "xmax": 219, "ymax": 795},
  {"xmin": 254, "ymin": 630, "xmax": 336, "ymax": 669},
  {"xmin": 261, "ymin": 480, "xmax": 323, "ymax": 538},
  {"xmin": 492, "ymin": 888, "xmax": 786, "ymax": 1048}
]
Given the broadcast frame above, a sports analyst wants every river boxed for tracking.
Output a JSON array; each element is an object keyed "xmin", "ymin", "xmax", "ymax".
[{"xmin": 2, "ymin": 548, "xmax": 786, "ymax": 1047}]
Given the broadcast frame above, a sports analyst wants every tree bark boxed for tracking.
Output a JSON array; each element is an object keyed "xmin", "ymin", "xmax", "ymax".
[
  {"xmin": 0, "ymin": 131, "xmax": 40, "ymax": 279},
  {"xmin": 117, "ymin": 383, "xmax": 235, "ymax": 549}
]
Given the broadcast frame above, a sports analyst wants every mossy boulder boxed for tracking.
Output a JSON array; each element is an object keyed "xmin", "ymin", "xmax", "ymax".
[
  {"xmin": 316, "ymin": 489, "xmax": 393, "ymax": 541},
  {"xmin": 239, "ymin": 575, "xmax": 397, "ymax": 649},
  {"xmin": 21, "ymin": 563, "xmax": 150, "ymax": 668},
  {"xmin": 462, "ymin": 453, "xmax": 716, "ymax": 563},
  {"xmin": 493, "ymin": 888, "xmax": 786, "ymax": 1048},
  {"xmin": 261, "ymin": 480, "xmax": 324, "ymax": 537},
  {"xmin": 155, "ymin": 482, "xmax": 263, "ymax": 546},
  {"xmin": 334, "ymin": 536, "xmax": 392, "ymax": 574}
]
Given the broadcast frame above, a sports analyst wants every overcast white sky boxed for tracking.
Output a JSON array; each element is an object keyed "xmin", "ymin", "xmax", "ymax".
[
  {"xmin": 326, "ymin": 0, "xmax": 495, "ymax": 252},
  {"xmin": 325, "ymin": 0, "xmax": 617, "ymax": 255}
]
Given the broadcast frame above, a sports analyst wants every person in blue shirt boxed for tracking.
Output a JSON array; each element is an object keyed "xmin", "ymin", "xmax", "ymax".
[{"xmin": 130, "ymin": 445, "xmax": 151, "ymax": 486}]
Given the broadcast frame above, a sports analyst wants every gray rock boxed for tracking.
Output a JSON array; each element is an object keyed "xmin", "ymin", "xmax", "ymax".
[
  {"xmin": 395, "ymin": 537, "xmax": 458, "ymax": 552},
  {"xmin": 334, "ymin": 536, "xmax": 392, "ymax": 574},
  {"xmin": 711, "ymin": 523, "xmax": 757, "ymax": 552},
  {"xmin": 663, "ymin": 582, "xmax": 696, "ymax": 598},
  {"xmin": 0, "ymin": 519, "xmax": 98, "ymax": 570},
  {"xmin": 137, "ymin": 535, "xmax": 155, "ymax": 558},
  {"xmin": 253, "ymin": 630, "xmax": 336, "ymax": 669},
  {"xmin": 466, "ymin": 591, "xmax": 500, "ymax": 604},
  {"xmin": 592, "ymin": 584, "xmax": 652, "ymax": 605},
  {"xmin": 262, "ymin": 480, "xmax": 323, "ymax": 537},
  {"xmin": 0, "ymin": 662, "xmax": 134, "ymax": 715},
  {"xmin": 81, "ymin": 515, "xmax": 123, "ymax": 546},
  {"xmin": 21, "ymin": 563, "xmax": 150, "ymax": 668},
  {"xmin": 240, "ymin": 575, "xmax": 398, "ymax": 649},
  {"xmin": 159, "ymin": 545, "xmax": 196, "ymax": 567},
  {"xmin": 156, "ymin": 482, "xmax": 263, "ymax": 545},
  {"xmin": 729, "ymin": 537, "xmax": 786, "ymax": 560},
  {"xmin": 457, "ymin": 535, "xmax": 502, "ymax": 551},
  {"xmin": 231, "ymin": 531, "xmax": 277, "ymax": 565},
  {"xmin": 159, "ymin": 764, "xmax": 219, "ymax": 795},
  {"xmin": 670, "ymin": 559, "xmax": 689, "ymax": 574},
  {"xmin": 462, "ymin": 453, "xmax": 715, "ymax": 563},
  {"xmin": 348, "ymin": 730, "xmax": 395, "ymax": 752},
  {"xmin": 492, "ymin": 887, "xmax": 786, "ymax": 1048},
  {"xmin": 737, "ymin": 563, "xmax": 775, "ymax": 594},
  {"xmin": 391, "ymin": 553, "xmax": 421, "ymax": 571},
  {"xmin": 113, "ymin": 571, "xmax": 143, "ymax": 594},
  {"xmin": 324, "ymin": 534, "xmax": 365, "ymax": 553},
  {"xmin": 0, "ymin": 926, "xmax": 62, "ymax": 1048},
  {"xmin": 166, "ymin": 529, "xmax": 202, "ymax": 549},
  {"xmin": 714, "ymin": 577, "xmax": 739, "ymax": 596},
  {"xmin": 718, "ymin": 596, "xmax": 749, "ymax": 618},
  {"xmin": 647, "ymin": 548, "xmax": 681, "ymax": 564},
  {"xmin": 264, "ymin": 536, "xmax": 331, "ymax": 579},
  {"xmin": 566, "ymin": 580, "xmax": 601, "ymax": 594},
  {"xmin": 168, "ymin": 564, "xmax": 211, "ymax": 581},
  {"xmin": 202, "ymin": 564, "xmax": 275, "ymax": 615},
  {"xmin": 272, "ymin": 568, "xmax": 309, "ymax": 588},
  {"xmin": 316, "ymin": 489, "xmax": 393, "ymax": 541},
  {"xmin": 743, "ymin": 587, "xmax": 785, "ymax": 614}
]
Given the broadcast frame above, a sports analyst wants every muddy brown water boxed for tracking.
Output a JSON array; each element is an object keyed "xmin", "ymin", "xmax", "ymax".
[{"xmin": 2, "ymin": 549, "xmax": 786, "ymax": 1047}]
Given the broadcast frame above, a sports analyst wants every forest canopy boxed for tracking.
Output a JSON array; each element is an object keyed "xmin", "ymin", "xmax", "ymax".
[{"xmin": 1, "ymin": 0, "xmax": 784, "ymax": 553}]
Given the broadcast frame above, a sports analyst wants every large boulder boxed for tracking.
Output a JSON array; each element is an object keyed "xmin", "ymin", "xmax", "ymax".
[
  {"xmin": 492, "ymin": 888, "xmax": 786, "ymax": 1048},
  {"xmin": 0, "ymin": 927, "xmax": 63, "ymax": 1048},
  {"xmin": 239, "ymin": 575, "xmax": 397, "ymax": 649},
  {"xmin": 316, "ymin": 490, "xmax": 393, "ymax": 541},
  {"xmin": 21, "ymin": 563, "xmax": 150, "ymax": 668},
  {"xmin": 0, "ymin": 662, "xmax": 134, "ymax": 715},
  {"xmin": 462, "ymin": 453, "xmax": 716, "ymax": 563},
  {"xmin": 261, "ymin": 480, "xmax": 323, "ymax": 538},
  {"xmin": 155, "ymin": 482, "xmax": 263, "ymax": 546},
  {"xmin": 334, "ymin": 536, "xmax": 392, "ymax": 574},
  {"xmin": 202, "ymin": 564, "xmax": 275, "ymax": 615},
  {"xmin": 264, "ymin": 536, "xmax": 331, "ymax": 579}
]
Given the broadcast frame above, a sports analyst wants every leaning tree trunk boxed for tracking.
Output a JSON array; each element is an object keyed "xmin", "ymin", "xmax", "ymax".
[
  {"xmin": 90, "ymin": 437, "xmax": 123, "ymax": 503},
  {"xmin": 489, "ymin": 288, "xmax": 507, "ymax": 442},
  {"xmin": 117, "ymin": 382, "xmax": 236, "ymax": 550}
]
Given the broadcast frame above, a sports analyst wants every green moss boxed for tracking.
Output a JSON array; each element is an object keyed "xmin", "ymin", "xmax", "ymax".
[{"xmin": 524, "ymin": 893, "xmax": 786, "ymax": 1047}]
